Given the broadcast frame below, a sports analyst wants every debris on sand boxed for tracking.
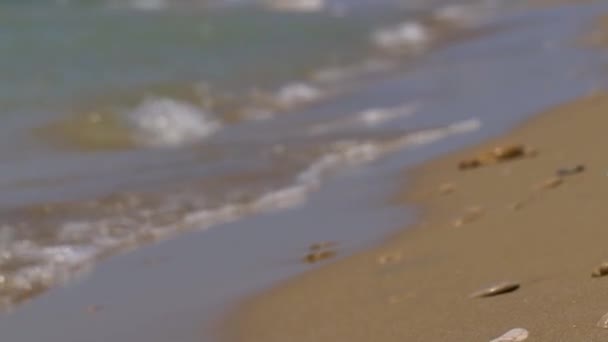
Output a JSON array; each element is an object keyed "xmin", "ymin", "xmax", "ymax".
[
  {"xmin": 458, "ymin": 144, "xmax": 535, "ymax": 170},
  {"xmin": 470, "ymin": 281, "xmax": 520, "ymax": 298},
  {"xmin": 303, "ymin": 250, "xmax": 336, "ymax": 264},
  {"xmin": 598, "ymin": 312, "xmax": 608, "ymax": 328},
  {"xmin": 377, "ymin": 252, "xmax": 402, "ymax": 265},
  {"xmin": 556, "ymin": 164, "xmax": 585, "ymax": 177},
  {"xmin": 489, "ymin": 328, "xmax": 529, "ymax": 342},
  {"xmin": 592, "ymin": 262, "xmax": 608, "ymax": 278}
]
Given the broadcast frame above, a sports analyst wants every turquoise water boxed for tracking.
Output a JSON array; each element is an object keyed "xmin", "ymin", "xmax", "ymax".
[{"xmin": 0, "ymin": 4, "xmax": 411, "ymax": 198}]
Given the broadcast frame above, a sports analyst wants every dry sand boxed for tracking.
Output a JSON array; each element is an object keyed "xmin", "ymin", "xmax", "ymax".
[{"xmin": 221, "ymin": 90, "xmax": 608, "ymax": 341}]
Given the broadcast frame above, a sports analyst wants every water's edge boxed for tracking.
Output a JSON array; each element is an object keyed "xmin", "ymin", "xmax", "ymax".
[{"xmin": 0, "ymin": 2, "xmax": 606, "ymax": 342}]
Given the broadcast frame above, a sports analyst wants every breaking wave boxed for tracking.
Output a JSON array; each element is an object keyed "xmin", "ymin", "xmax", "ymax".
[
  {"xmin": 0, "ymin": 117, "xmax": 480, "ymax": 311},
  {"xmin": 126, "ymin": 97, "xmax": 221, "ymax": 148},
  {"xmin": 37, "ymin": 97, "xmax": 221, "ymax": 150}
]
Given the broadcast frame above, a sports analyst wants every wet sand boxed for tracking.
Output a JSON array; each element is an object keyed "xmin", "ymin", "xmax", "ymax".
[
  {"xmin": 581, "ymin": 14, "xmax": 608, "ymax": 47},
  {"xmin": 222, "ymin": 89, "xmax": 608, "ymax": 341}
]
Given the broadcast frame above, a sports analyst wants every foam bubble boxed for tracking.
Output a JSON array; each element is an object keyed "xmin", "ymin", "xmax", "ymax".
[
  {"xmin": 275, "ymin": 83, "xmax": 323, "ymax": 109},
  {"xmin": 373, "ymin": 21, "xmax": 430, "ymax": 53},
  {"xmin": 357, "ymin": 103, "xmax": 418, "ymax": 126},
  {"xmin": 126, "ymin": 97, "xmax": 221, "ymax": 148}
]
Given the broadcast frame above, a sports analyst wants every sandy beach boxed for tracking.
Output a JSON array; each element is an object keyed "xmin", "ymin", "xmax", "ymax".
[{"xmin": 222, "ymin": 87, "xmax": 608, "ymax": 340}]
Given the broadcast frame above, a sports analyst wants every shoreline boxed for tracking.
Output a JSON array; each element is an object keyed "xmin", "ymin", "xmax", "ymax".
[
  {"xmin": 0, "ymin": 2, "xmax": 606, "ymax": 341},
  {"xmin": 221, "ymin": 89, "xmax": 608, "ymax": 341}
]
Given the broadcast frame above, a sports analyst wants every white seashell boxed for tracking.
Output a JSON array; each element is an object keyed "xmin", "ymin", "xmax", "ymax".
[
  {"xmin": 597, "ymin": 312, "xmax": 608, "ymax": 328},
  {"xmin": 470, "ymin": 281, "xmax": 519, "ymax": 298},
  {"xmin": 489, "ymin": 328, "xmax": 529, "ymax": 342}
]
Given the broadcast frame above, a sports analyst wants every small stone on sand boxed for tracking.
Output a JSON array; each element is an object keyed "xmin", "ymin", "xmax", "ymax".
[
  {"xmin": 303, "ymin": 250, "xmax": 336, "ymax": 264},
  {"xmin": 470, "ymin": 281, "xmax": 520, "ymax": 298},
  {"xmin": 489, "ymin": 328, "xmax": 529, "ymax": 342},
  {"xmin": 592, "ymin": 262, "xmax": 608, "ymax": 277},
  {"xmin": 377, "ymin": 252, "xmax": 402, "ymax": 265},
  {"xmin": 458, "ymin": 144, "xmax": 533, "ymax": 170},
  {"xmin": 493, "ymin": 144, "xmax": 526, "ymax": 161},
  {"xmin": 556, "ymin": 164, "xmax": 585, "ymax": 177}
]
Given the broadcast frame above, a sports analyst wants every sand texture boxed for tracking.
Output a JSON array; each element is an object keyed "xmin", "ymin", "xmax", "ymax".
[{"xmin": 222, "ymin": 91, "xmax": 608, "ymax": 341}]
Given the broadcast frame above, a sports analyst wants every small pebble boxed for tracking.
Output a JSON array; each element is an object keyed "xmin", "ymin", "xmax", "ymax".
[
  {"xmin": 598, "ymin": 312, "xmax": 608, "ymax": 328},
  {"xmin": 592, "ymin": 262, "xmax": 608, "ymax": 278},
  {"xmin": 489, "ymin": 328, "xmax": 529, "ymax": 342},
  {"xmin": 377, "ymin": 252, "xmax": 402, "ymax": 265},
  {"xmin": 303, "ymin": 250, "xmax": 336, "ymax": 264},
  {"xmin": 556, "ymin": 164, "xmax": 585, "ymax": 177},
  {"xmin": 439, "ymin": 183, "xmax": 455, "ymax": 195},
  {"xmin": 458, "ymin": 144, "xmax": 534, "ymax": 171},
  {"xmin": 470, "ymin": 281, "xmax": 520, "ymax": 298},
  {"xmin": 493, "ymin": 144, "xmax": 525, "ymax": 161}
]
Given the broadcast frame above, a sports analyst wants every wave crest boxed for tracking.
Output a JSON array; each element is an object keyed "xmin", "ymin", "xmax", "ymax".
[
  {"xmin": 38, "ymin": 97, "xmax": 221, "ymax": 150},
  {"xmin": 126, "ymin": 97, "xmax": 221, "ymax": 148}
]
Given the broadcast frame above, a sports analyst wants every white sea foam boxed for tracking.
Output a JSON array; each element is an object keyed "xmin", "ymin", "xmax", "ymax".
[
  {"xmin": 302, "ymin": 118, "xmax": 481, "ymax": 191},
  {"xmin": 126, "ymin": 97, "xmax": 221, "ymax": 148},
  {"xmin": 434, "ymin": 5, "xmax": 477, "ymax": 24},
  {"xmin": 311, "ymin": 60, "xmax": 396, "ymax": 85},
  {"xmin": 310, "ymin": 103, "xmax": 419, "ymax": 135},
  {"xmin": 373, "ymin": 21, "xmax": 431, "ymax": 53},
  {"xmin": 240, "ymin": 82, "xmax": 323, "ymax": 120},
  {"xmin": 275, "ymin": 83, "xmax": 323, "ymax": 108}
]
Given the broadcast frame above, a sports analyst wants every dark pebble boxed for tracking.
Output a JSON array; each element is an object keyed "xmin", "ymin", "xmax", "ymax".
[
  {"xmin": 556, "ymin": 164, "xmax": 585, "ymax": 177},
  {"xmin": 592, "ymin": 262, "xmax": 608, "ymax": 278}
]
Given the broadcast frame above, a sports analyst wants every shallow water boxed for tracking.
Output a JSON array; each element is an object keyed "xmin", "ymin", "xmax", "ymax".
[{"xmin": 0, "ymin": 0, "xmax": 505, "ymax": 310}]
